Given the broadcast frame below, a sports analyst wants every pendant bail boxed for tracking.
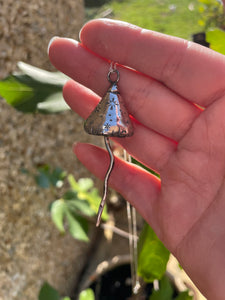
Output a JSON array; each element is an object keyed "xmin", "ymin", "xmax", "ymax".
[{"xmin": 108, "ymin": 61, "xmax": 120, "ymax": 83}]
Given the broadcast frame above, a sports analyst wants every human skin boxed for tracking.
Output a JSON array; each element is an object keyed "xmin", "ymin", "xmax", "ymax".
[{"xmin": 49, "ymin": 16, "xmax": 225, "ymax": 299}]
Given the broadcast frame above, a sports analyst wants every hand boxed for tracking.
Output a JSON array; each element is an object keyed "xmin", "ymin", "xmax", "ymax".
[{"xmin": 49, "ymin": 19, "xmax": 225, "ymax": 299}]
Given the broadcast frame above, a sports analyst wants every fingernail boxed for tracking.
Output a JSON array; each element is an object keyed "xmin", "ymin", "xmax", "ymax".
[
  {"xmin": 79, "ymin": 19, "xmax": 96, "ymax": 42},
  {"xmin": 79, "ymin": 21, "xmax": 89, "ymax": 42},
  {"xmin": 47, "ymin": 36, "xmax": 60, "ymax": 54},
  {"xmin": 79, "ymin": 28, "xmax": 82, "ymax": 42},
  {"xmin": 79, "ymin": 26, "xmax": 87, "ymax": 42},
  {"xmin": 64, "ymin": 37, "xmax": 79, "ymax": 45}
]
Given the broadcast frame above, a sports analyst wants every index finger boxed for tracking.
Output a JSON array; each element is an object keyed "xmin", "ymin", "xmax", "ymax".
[{"xmin": 80, "ymin": 19, "xmax": 225, "ymax": 107}]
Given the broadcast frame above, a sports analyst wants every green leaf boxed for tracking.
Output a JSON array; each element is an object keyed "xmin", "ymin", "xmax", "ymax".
[
  {"xmin": 37, "ymin": 92, "xmax": 70, "ymax": 113},
  {"xmin": 51, "ymin": 199, "xmax": 66, "ymax": 233},
  {"xmin": 132, "ymin": 157, "xmax": 160, "ymax": 178},
  {"xmin": 149, "ymin": 276, "xmax": 173, "ymax": 300},
  {"xmin": 50, "ymin": 167, "xmax": 67, "ymax": 187},
  {"xmin": 35, "ymin": 166, "xmax": 66, "ymax": 188},
  {"xmin": 39, "ymin": 282, "xmax": 60, "ymax": 300},
  {"xmin": 67, "ymin": 175, "xmax": 108, "ymax": 221},
  {"xmin": 35, "ymin": 168, "xmax": 51, "ymax": 188},
  {"xmin": 68, "ymin": 174, "xmax": 80, "ymax": 190},
  {"xmin": 77, "ymin": 178, "xmax": 94, "ymax": 191},
  {"xmin": 89, "ymin": 188, "xmax": 108, "ymax": 220},
  {"xmin": 62, "ymin": 298, "xmax": 71, "ymax": 300},
  {"xmin": 50, "ymin": 175, "xmax": 108, "ymax": 240},
  {"xmin": 79, "ymin": 288, "xmax": 95, "ymax": 300},
  {"xmin": 63, "ymin": 190, "xmax": 78, "ymax": 200},
  {"xmin": 17, "ymin": 61, "xmax": 68, "ymax": 85},
  {"xmin": 83, "ymin": 187, "xmax": 108, "ymax": 221},
  {"xmin": 174, "ymin": 291, "xmax": 193, "ymax": 300},
  {"xmin": 62, "ymin": 189, "xmax": 96, "ymax": 216},
  {"xmin": 206, "ymin": 28, "xmax": 225, "ymax": 55},
  {"xmin": 0, "ymin": 75, "xmax": 33, "ymax": 106},
  {"xmin": 51, "ymin": 198, "xmax": 90, "ymax": 241},
  {"xmin": 65, "ymin": 210, "xmax": 89, "ymax": 242},
  {"xmin": 0, "ymin": 62, "xmax": 69, "ymax": 113},
  {"xmin": 138, "ymin": 223, "xmax": 170, "ymax": 282},
  {"xmin": 68, "ymin": 199, "xmax": 96, "ymax": 216}
]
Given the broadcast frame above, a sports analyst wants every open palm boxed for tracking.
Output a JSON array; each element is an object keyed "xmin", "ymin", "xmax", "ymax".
[{"xmin": 49, "ymin": 19, "xmax": 225, "ymax": 299}]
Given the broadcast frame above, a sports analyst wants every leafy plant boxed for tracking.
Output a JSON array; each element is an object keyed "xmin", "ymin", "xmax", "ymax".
[
  {"xmin": 150, "ymin": 276, "xmax": 173, "ymax": 300},
  {"xmin": 137, "ymin": 223, "xmax": 192, "ymax": 298},
  {"xmin": 206, "ymin": 27, "xmax": 225, "ymax": 54},
  {"xmin": 34, "ymin": 164, "xmax": 108, "ymax": 241},
  {"xmin": 138, "ymin": 223, "xmax": 170, "ymax": 283},
  {"xmin": 35, "ymin": 165, "xmax": 67, "ymax": 189},
  {"xmin": 150, "ymin": 276, "xmax": 192, "ymax": 300},
  {"xmin": 31, "ymin": 164, "xmax": 108, "ymax": 241},
  {"xmin": 38, "ymin": 276, "xmax": 192, "ymax": 300},
  {"xmin": 0, "ymin": 62, "xmax": 69, "ymax": 113},
  {"xmin": 198, "ymin": 0, "xmax": 225, "ymax": 30},
  {"xmin": 38, "ymin": 282, "xmax": 94, "ymax": 300},
  {"xmin": 50, "ymin": 175, "xmax": 108, "ymax": 241},
  {"xmin": 101, "ymin": 0, "xmax": 202, "ymax": 39}
]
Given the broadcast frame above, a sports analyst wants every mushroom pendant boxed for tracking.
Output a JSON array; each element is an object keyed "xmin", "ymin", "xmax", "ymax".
[{"xmin": 84, "ymin": 64, "xmax": 134, "ymax": 226}]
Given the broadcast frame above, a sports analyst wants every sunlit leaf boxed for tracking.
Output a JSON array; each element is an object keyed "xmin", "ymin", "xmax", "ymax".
[
  {"xmin": 67, "ymin": 199, "xmax": 96, "ymax": 216},
  {"xmin": 62, "ymin": 188, "xmax": 97, "ymax": 216},
  {"xmin": 206, "ymin": 28, "xmax": 225, "ymax": 55},
  {"xmin": 51, "ymin": 198, "xmax": 90, "ymax": 241},
  {"xmin": 77, "ymin": 178, "xmax": 94, "ymax": 191},
  {"xmin": 138, "ymin": 223, "xmax": 170, "ymax": 282},
  {"xmin": 0, "ymin": 62, "xmax": 69, "ymax": 113},
  {"xmin": 67, "ymin": 175, "xmax": 108, "ymax": 221},
  {"xmin": 50, "ymin": 175, "xmax": 108, "ymax": 239},
  {"xmin": 65, "ymin": 210, "xmax": 89, "ymax": 242},
  {"xmin": 37, "ymin": 92, "xmax": 70, "ymax": 113},
  {"xmin": 17, "ymin": 62, "xmax": 67, "ymax": 85},
  {"xmin": 88, "ymin": 188, "xmax": 108, "ymax": 221},
  {"xmin": 79, "ymin": 288, "xmax": 95, "ymax": 300},
  {"xmin": 67, "ymin": 174, "xmax": 79, "ymax": 190},
  {"xmin": 51, "ymin": 199, "xmax": 66, "ymax": 233}
]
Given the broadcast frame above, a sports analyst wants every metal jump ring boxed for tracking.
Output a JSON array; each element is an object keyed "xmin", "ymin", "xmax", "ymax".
[{"xmin": 107, "ymin": 69, "xmax": 120, "ymax": 84}]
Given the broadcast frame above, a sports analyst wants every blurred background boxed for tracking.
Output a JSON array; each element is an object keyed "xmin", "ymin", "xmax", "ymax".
[{"xmin": 0, "ymin": 0, "xmax": 224, "ymax": 299}]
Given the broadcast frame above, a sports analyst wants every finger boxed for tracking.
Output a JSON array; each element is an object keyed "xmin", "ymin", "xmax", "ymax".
[
  {"xmin": 74, "ymin": 142, "xmax": 160, "ymax": 230},
  {"xmin": 80, "ymin": 19, "xmax": 225, "ymax": 107},
  {"xmin": 63, "ymin": 80, "xmax": 177, "ymax": 172},
  {"xmin": 49, "ymin": 39, "xmax": 201, "ymax": 141}
]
